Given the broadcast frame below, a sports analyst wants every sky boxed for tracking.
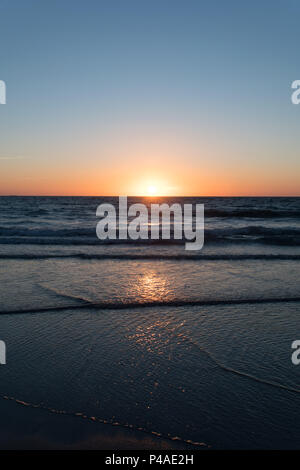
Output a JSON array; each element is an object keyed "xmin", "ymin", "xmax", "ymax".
[{"xmin": 0, "ymin": 0, "xmax": 299, "ymax": 196}]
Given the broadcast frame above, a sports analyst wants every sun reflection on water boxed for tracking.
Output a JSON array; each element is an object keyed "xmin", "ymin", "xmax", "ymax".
[
  {"xmin": 126, "ymin": 269, "xmax": 179, "ymax": 355},
  {"xmin": 135, "ymin": 270, "xmax": 174, "ymax": 303}
]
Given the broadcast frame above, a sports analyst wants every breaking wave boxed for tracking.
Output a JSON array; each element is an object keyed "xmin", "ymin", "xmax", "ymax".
[
  {"xmin": 0, "ymin": 253, "xmax": 299, "ymax": 261},
  {"xmin": 0, "ymin": 225, "xmax": 300, "ymax": 245},
  {"xmin": 1, "ymin": 296, "xmax": 300, "ymax": 316}
]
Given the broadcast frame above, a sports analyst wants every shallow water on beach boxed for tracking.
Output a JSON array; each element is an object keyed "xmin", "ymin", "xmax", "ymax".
[
  {"xmin": 0, "ymin": 303, "xmax": 299, "ymax": 449},
  {"xmin": 0, "ymin": 196, "xmax": 299, "ymax": 448}
]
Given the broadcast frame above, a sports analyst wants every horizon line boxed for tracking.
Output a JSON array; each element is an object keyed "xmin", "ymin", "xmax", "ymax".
[{"xmin": 0, "ymin": 194, "xmax": 299, "ymax": 198}]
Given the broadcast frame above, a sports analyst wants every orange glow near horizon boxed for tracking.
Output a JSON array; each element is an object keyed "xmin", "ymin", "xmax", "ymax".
[
  {"xmin": 0, "ymin": 164, "xmax": 299, "ymax": 197},
  {"xmin": 1, "ymin": 136, "xmax": 300, "ymax": 197}
]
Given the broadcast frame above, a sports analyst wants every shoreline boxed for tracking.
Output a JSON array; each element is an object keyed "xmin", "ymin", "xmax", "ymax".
[{"xmin": 0, "ymin": 396, "xmax": 196, "ymax": 450}]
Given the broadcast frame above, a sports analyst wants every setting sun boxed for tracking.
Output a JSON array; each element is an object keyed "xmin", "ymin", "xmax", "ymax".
[{"xmin": 147, "ymin": 185, "xmax": 157, "ymax": 196}]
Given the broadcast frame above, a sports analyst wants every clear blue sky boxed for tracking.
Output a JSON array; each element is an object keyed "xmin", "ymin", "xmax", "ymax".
[{"xmin": 0, "ymin": 0, "xmax": 299, "ymax": 195}]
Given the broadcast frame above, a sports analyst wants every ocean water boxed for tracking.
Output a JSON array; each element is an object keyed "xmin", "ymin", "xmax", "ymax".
[{"xmin": 0, "ymin": 196, "xmax": 299, "ymax": 449}]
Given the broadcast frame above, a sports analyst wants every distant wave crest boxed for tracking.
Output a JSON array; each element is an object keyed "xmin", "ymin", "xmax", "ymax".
[
  {"xmin": 0, "ymin": 253, "xmax": 299, "ymax": 261},
  {"xmin": 1, "ymin": 296, "xmax": 300, "ymax": 316},
  {"xmin": 0, "ymin": 225, "xmax": 300, "ymax": 245}
]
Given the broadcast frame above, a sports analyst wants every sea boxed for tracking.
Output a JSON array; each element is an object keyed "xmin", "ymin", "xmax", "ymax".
[{"xmin": 0, "ymin": 196, "xmax": 299, "ymax": 449}]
